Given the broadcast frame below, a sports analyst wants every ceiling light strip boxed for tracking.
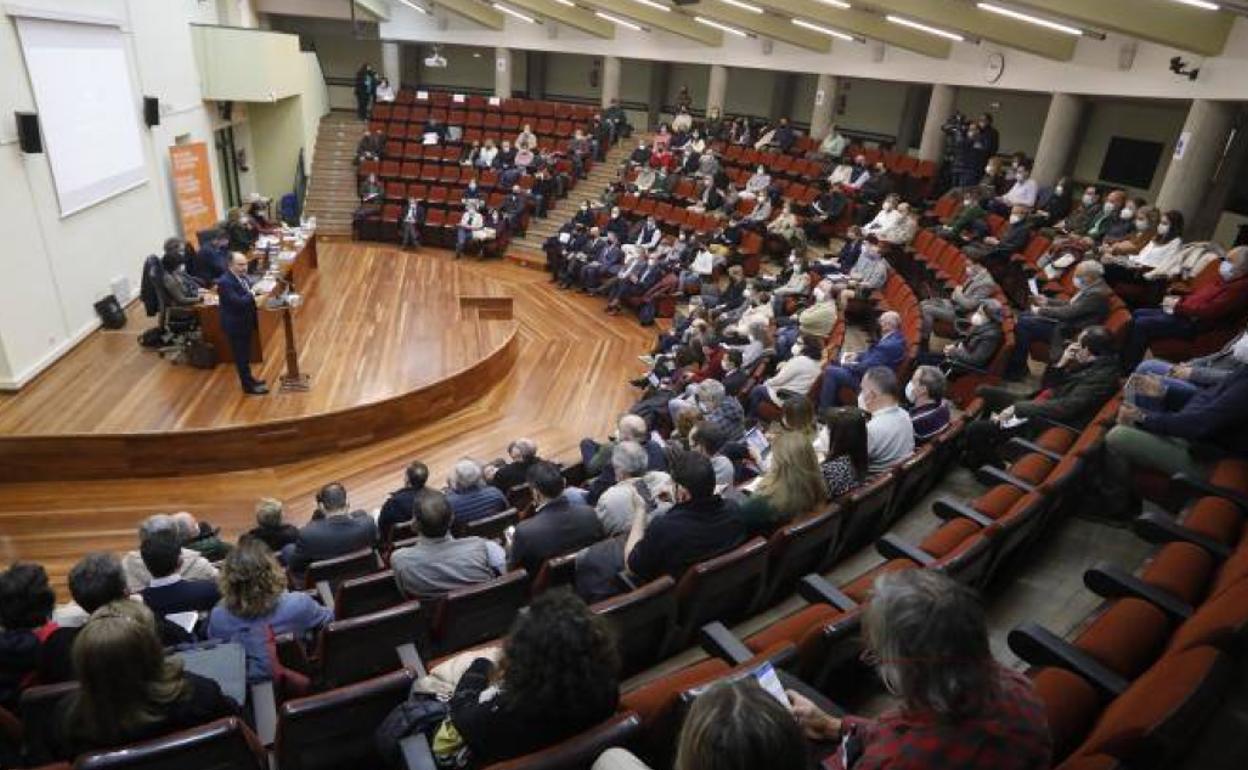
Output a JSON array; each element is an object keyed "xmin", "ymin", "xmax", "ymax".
[
  {"xmin": 814, "ymin": 0, "xmax": 852, "ymax": 8},
  {"xmin": 595, "ymin": 11, "xmax": 644, "ymax": 31},
  {"xmin": 396, "ymin": 0, "xmax": 430, "ymax": 14},
  {"xmin": 492, "ymin": 2, "xmax": 538, "ymax": 23},
  {"xmin": 976, "ymin": 2, "xmax": 1083, "ymax": 35},
  {"xmin": 717, "ymin": 0, "xmax": 764, "ymax": 13},
  {"xmin": 1173, "ymin": 0, "xmax": 1220, "ymax": 10},
  {"xmin": 695, "ymin": 16, "xmax": 749, "ymax": 37},
  {"xmin": 792, "ymin": 18, "xmax": 855, "ymax": 41},
  {"xmin": 628, "ymin": 0, "xmax": 671, "ymax": 13},
  {"xmin": 885, "ymin": 14, "xmax": 964, "ymax": 41}
]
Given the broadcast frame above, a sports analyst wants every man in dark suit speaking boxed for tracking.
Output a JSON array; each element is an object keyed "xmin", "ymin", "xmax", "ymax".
[{"xmin": 217, "ymin": 252, "xmax": 268, "ymax": 395}]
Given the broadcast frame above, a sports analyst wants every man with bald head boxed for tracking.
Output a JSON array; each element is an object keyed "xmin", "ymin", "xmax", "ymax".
[
  {"xmin": 818, "ymin": 311, "xmax": 908, "ymax": 409},
  {"xmin": 216, "ymin": 251, "xmax": 267, "ymax": 395},
  {"xmin": 579, "ymin": 413, "xmax": 669, "ymax": 505}
]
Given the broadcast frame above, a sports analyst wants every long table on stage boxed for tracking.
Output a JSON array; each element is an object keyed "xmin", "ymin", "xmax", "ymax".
[{"xmin": 196, "ymin": 233, "xmax": 319, "ymax": 364}]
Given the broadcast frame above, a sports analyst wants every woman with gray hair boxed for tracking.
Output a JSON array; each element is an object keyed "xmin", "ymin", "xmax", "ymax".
[
  {"xmin": 787, "ymin": 570, "xmax": 1050, "ymax": 770},
  {"xmin": 446, "ymin": 459, "xmax": 509, "ymax": 525}
]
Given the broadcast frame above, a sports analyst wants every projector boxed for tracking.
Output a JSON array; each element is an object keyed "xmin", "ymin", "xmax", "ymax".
[{"xmin": 424, "ymin": 53, "xmax": 447, "ymax": 68}]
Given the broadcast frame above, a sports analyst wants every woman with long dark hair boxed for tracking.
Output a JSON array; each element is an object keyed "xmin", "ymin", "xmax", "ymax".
[{"xmin": 820, "ymin": 407, "xmax": 869, "ymax": 498}]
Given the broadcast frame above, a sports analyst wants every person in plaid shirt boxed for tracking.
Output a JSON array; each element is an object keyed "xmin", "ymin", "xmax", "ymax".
[{"xmin": 788, "ymin": 570, "xmax": 1050, "ymax": 770}]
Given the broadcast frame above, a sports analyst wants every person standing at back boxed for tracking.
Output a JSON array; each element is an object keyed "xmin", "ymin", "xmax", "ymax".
[
  {"xmin": 216, "ymin": 253, "xmax": 267, "ymax": 395},
  {"xmin": 285, "ymin": 482, "xmax": 378, "ymax": 580}
]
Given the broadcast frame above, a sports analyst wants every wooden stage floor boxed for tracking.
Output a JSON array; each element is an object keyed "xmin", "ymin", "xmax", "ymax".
[{"xmin": 0, "ymin": 243, "xmax": 655, "ymax": 591}]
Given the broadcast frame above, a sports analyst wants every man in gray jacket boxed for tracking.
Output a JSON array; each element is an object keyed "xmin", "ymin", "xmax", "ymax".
[
  {"xmin": 920, "ymin": 261, "xmax": 999, "ymax": 346},
  {"xmin": 1128, "ymin": 330, "xmax": 1245, "ymax": 411}
]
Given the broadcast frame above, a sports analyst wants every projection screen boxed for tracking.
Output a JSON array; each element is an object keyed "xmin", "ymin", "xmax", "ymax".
[{"xmin": 15, "ymin": 15, "xmax": 149, "ymax": 217}]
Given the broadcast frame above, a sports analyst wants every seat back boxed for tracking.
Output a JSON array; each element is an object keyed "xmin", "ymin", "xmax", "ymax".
[
  {"xmin": 480, "ymin": 713, "xmax": 642, "ymax": 770},
  {"xmin": 882, "ymin": 443, "xmax": 939, "ymax": 527},
  {"xmin": 432, "ymin": 570, "xmax": 531, "ymax": 656},
  {"xmin": 334, "ymin": 569, "xmax": 405, "ymax": 619},
  {"xmin": 532, "ymin": 551, "xmax": 579, "ymax": 596},
  {"xmin": 305, "ymin": 548, "xmax": 383, "ymax": 589},
  {"xmin": 276, "ymin": 669, "xmax": 416, "ymax": 770},
  {"xmin": 674, "ymin": 538, "xmax": 769, "ymax": 646},
  {"xmin": 762, "ymin": 507, "xmax": 843, "ymax": 605},
  {"xmin": 592, "ymin": 577, "xmax": 678, "ymax": 677},
  {"xmin": 75, "ymin": 718, "xmax": 266, "ymax": 770},
  {"xmin": 318, "ymin": 601, "xmax": 426, "ymax": 688},
  {"xmin": 19, "ymin": 682, "xmax": 79, "ymax": 766},
  {"xmin": 837, "ymin": 472, "xmax": 897, "ymax": 555},
  {"xmin": 453, "ymin": 507, "xmax": 519, "ymax": 542}
]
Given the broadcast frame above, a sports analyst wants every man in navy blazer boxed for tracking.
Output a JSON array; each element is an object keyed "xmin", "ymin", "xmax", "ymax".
[
  {"xmin": 217, "ymin": 252, "xmax": 268, "ymax": 395},
  {"xmin": 820, "ymin": 310, "xmax": 907, "ymax": 409}
]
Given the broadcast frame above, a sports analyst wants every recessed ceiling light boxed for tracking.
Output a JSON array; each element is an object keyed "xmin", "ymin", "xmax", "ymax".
[{"xmin": 814, "ymin": 0, "xmax": 851, "ymax": 8}]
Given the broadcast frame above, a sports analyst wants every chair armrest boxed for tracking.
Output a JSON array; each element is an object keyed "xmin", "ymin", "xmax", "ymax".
[
  {"xmin": 931, "ymin": 497, "xmax": 995, "ymax": 528},
  {"xmin": 1002, "ymin": 437, "xmax": 1063, "ymax": 463},
  {"xmin": 399, "ymin": 733, "xmax": 438, "ymax": 770},
  {"xmin": 1083, "ymin": 562, "xmax": 1193, "ymax": 622},
  {"xmin": 875, "ymin": 534, "xmax": 935, "ymax": 567},
  {"xmin": 616, "ymin": 570, "xmax": 640, "ymax": 593},
  {"xmin": 1031, "ymin": 414, "xmax": 1082, "ymax": 434},
  {"xmin": 250, "ymin": 680, "xmax": 278, "ymax": 746},
  {"xmin": 699, "ymin": 621, "xmax": 754, "ymax": 666},
  {"xmin": 974, "ymin": 464, "xmax": 1037, "ymax": 492},
  {"xmin": 797, "ymin": 574, "xmax": 858, "ymax": 611},
  {"xmin": 1006, "ymin": 623, "xmax": 1128, "ymax": 698},
  {"xmin": 315, "ymin": 580, "xmax": 335, "ymax": 613},
  {"xmin": 1132, "ymin": 511, "xmax": 1232, "ymax": 560},
  {"xmin": 396, "ymin": 643, "xmax": 427, "ymax": 678},
  {"xmin": 1170, "ymin": 472, "xmax": 1248, "ymax": 515}
]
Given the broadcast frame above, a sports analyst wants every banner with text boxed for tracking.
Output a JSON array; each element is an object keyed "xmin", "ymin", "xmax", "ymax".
[{"xmin": 170, "ymin": 142, "xmax": 217, "ymax": 246}]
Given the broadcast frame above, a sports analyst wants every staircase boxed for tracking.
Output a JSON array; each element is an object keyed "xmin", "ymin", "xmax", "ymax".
[
  {"xmin": 506, "ymin": 139, "xmax": 636, "ymax": 270},
  {"xmin": 303, "ymin": 111, "xmax": 369, "ymax": 239}
]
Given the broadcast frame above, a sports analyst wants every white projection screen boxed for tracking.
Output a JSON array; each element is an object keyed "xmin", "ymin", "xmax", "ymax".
[{"xmin": 15, "ymin": 15, "xmax": 149, "ymax": 217}]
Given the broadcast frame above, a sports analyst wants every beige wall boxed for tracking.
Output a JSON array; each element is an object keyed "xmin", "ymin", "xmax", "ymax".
[
  {"xmin": 1071, "ymin": 98, "xmax": 1189, "ymax": 200},
  {"xmin": 722, "ymin": 67, "xmax": 775, "ymax": 118},
  {"xmin": 953, "ymin": 88, "xmax": 1051, "ymax": 157},
  {"xmin": 545, "ymin": 52, "xmax": 598, "ymax": 101},
  {"xmin": 191, "ymin": 24, "xmax": 305, "ymax": 101},
  {"xmin": 838, "ymin": 78, "xmax": 910, "ymax": 137},
  {"xmin": 250, "ymin": 95, "xmax": 304, "ymax": 203}
]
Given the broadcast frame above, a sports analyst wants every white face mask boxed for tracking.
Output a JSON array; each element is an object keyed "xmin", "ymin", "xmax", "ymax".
[
  {"xmin": 984, "ymin": 165, "xmax": 994, "ymax": 174},
  {"xmin": 1219, "ymin": 260, "xmax": 1238, "ymax": 282},
  {"xmin": 970, "ymin": 312, "xmax": 986, "ymax": 327},
  {"xmin": 1233, "ymin": 335, "xmax": 1248, "ymax": 364},
  {"xmin": 904, "ymin": 381, "xmax": 917, "ymax": 404},
  {"xmin": 1157, "ymin": 223, "xmax": 1170, "ymax": 237},
  {"xmin": 1082, "ymin": 194, "xmax": 1095, "ymax": 206},
  {"xmin": 813, "ymin": 287, "xmax": 827, "ymax": 303},
  {"xmin": 1135, "ymin": 219, "xmax": 1150, "ymax": 232},
  {"xmin": 856, "ymin": 392, "xmax": 871, "ymax": 411},
  {"xmin": 1103, "ymin": 202, "xmax": 1117, "ymax": 214},
  {"xmin": 882, "ymin": 201, "xmax": 895, "ymax": 212},
  {"xmin": 1055, "ymin": 186, "xmax": 1065, "ymax": 196},
  {"xmin": 1009, "ymin": 214, "xmax": 1023, "ymax": 224},
  {"xmin": 791, "ymin": 344, "xmax": 803, "ymax": 357},
  {"xmin": 1120, "ymin": 207, "xmax": 1135, "ymax": 221}
]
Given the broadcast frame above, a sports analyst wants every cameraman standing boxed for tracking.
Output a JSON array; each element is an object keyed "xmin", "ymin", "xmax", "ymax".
[{"xmin": 948, "ymin": 116, "xmax": 990, "ymax": 191}]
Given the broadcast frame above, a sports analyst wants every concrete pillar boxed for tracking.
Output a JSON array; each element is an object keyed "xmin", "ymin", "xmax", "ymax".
[
  {"xmin": 1032, "ymin": 93, "xmax": 1085, "ymax": 187},
  {"xmin": 917, "ymin": 83, "xmax": 957, "ymax": 163},
  {"xmin": 601, "ymin": 56, "xmax": 621, "ymax": 109},
  {"xmin": 809, "ymin": 74, "xmax": 838, "ymax": 141},
  {"xmin": 770, "ymin": 73, "xmax": 797, "ymax": 122},
  {"xmin": 1156, "ymin": 99, "xmax": 1236, "ymax": 226},
  {"xmin": 494, "ymin": 47, "xmax": 512, "ymax": 99},
  {"xmin": 381, "ymin": 42, "xmax": 402, "ymax": 89},
  {"xmin": 895, "ymin": 84, "xmax": 927, "ymax": 153},
  {"xmin": 706, "ymin": 64, "xmax": 728, "ymax": 117}
]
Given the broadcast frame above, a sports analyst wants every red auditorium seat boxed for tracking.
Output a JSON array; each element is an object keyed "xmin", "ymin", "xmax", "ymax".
[
  {"xmin": 276, "ymin": 669, "xmax": 416, "ymax": 770},
  {"xmin": 75, "ymin": 718, "xmax": 267, "ymax": 770}
]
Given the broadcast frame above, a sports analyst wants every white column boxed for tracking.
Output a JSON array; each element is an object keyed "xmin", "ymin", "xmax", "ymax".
[
  {"xmin": 382, "ymin": 42, "xmax": 402, "ymax": 89},
  {"xmin": 809, "ymin": 74, "xmax": 838, "ymax": 140},
  {"xmin": 917, "ymin": 84, "xmax": 957, "ymax": 163},
  {"xmin": 706, "ymin": 64, "xmax": 728, "ymax": 117},
  {"xmin": 1156, "ymin": 99, "xmax": 1236, "ymax": 225},
  {"xmin": 601, "ymin": 55, "xmax": 621, "ymax": 109},
  {"xmin": 1032, "ymin": 93, "xmax": 1084, "ymax": 187},
  {"xmin": 494, "ymin": 47, "xmax": 512, "ymax": 99}
]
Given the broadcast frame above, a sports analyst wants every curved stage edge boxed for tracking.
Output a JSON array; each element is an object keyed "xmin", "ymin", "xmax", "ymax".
[{"xmin": 0, "ymin": 322, "xmax": 519, "ymax": 483}]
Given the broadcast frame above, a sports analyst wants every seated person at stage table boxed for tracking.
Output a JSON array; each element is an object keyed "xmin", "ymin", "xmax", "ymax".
[
  {"xmin": 919, "ymin": 260, "xmax": 998, "ymax": 347},
  {"xmin": 906, "ymin": 365, "xmax": 951, "ymax": 444},
  {"xmin": 446, "ymin": 459, "xmax": 509, "ymax": 525},
  {"xmin": 49, "ymin": 600, "xmax": 237, "ymax": 761},
  {"xmin": 192, "ymin": 229, "xmax": 231, "ymax": 286},
  {"xmin": 962, "ymin": 326, "xmax": 1121, "ymax": 470},
  {"xmin": 246, "ymin": 497, "xmax": 299, "ymax": 555},
  {"xmin": 508, "ymin": 462, "xmax": 603, "ymax": 577},
  {"xmin": 207, "ymin": 537, "xmax": 333, "ymax": 681},
  {"xmin": 122, "ymin": 514, "xmax": 217, "ymax": 594},
  {"xmin": 285, "ymin": 482, "xmax": 379, "ymax": 578},
  {"xmin": 138, "ymin": 529, "xmax": 221, "ymax": 618},
  {"xmin": 377, "ymin": 461, "xmax": 442, "ymax": 542},
  {"xmin": 1121, "ymin": 246, "xmax": 1248, "ymax": 370},
  {"xmin": 390, "ymin": 494, "xmax": 505, "ymax": 600},
  {"xmin": 819, "ymin": 311, "xmax": 907, "ymax": 409},
  {"xmin": 1108, "ymin": 334, "xmax": 1248, "ymax": 483},
  {"xmin": 859, "ymin": 366, "xmax": 916, "ymax": 474},
  {"xmin": 216, "ymin": 252, "xmax": 268, "ymax": 395},
  {"xmin": 1128, "ymin": 330, "xmax": 1246, "ymax": 413},
  {"xmin": 159, "ymin": 248, "xmax": 202, "ymax": 313},
  {"xmin": 1006, "ymin": 259, "xmax": 1110, "ymax": 380},
  {"xmin": 786, "ymin": 570, "xmax": 1051, "ymax": 770}
]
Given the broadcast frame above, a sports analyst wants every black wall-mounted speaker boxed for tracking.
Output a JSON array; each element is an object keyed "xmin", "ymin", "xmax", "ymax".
[
  {"xmin": 16, "ymin": 112, "xmax": 41, "ymax": 153},
  {"xmin": 144, "ymin": 96, "xmax": 160, "ymax": 127}
]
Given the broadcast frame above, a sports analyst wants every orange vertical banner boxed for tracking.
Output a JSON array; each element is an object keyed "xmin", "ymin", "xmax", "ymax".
[{"xmin": 170, "ymin": 142, "xmax": 218, "ymax": 247}]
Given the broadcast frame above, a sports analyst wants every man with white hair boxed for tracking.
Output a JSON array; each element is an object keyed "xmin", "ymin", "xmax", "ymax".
[
  {"xmin": 580, "ymin": 414, "xmax": 669, "ymax": 505},
  {"xmin": 1006, "ymin": 259, "xmax": 1110, "ymax": 380},
  {"xmin": 818, "ymin": 311, "xmax": 907, "ymax": 409},
  {"xmin": 121, "ymin": 514, "xmax": 218, "ymax": 594},
  {"xmin": 491, "ymin": 438, "xmax": 542, "ymax": 492},
  {"xmin": 170, "ymin": 511, "xmax": 229, "ymax": 562},
  {"xmin": 446, "ymin": 458, "xmax": 508, "ymax": 525},
  {"xmin": 595, "ymin": 441, "xmax": 667, "ymax": 536},
  {"xmin": 668, "ymin": 379, "xmax": 745, "ymax": 443}
]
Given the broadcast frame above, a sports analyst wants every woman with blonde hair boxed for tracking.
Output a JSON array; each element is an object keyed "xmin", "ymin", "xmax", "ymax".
[
  {"xmin": 736, "ymin": 429, "xmax": 827, "ymax": 536},
  {"xmin": 52, "ymin": 600, "xmax": 235, "ymax": 758},
  {"xmin": 206, "ymin": 536, "xmax": 332, "ymax": 681}
]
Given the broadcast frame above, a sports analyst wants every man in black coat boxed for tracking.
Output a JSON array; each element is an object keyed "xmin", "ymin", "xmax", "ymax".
[
  {"xmin": 139, "ymin": 530, "xmax": 221, "ymax": 617},
  {"xmin": 216, "ymin": 252, "xmax": 267, "ymax": 395},
  {"xmin": 509, "ymin": 463, "xmax": 603, "ymax": 577},
  {"xmin": 287, "ymin": 482, "xmax": 378, "ymax": 580}
]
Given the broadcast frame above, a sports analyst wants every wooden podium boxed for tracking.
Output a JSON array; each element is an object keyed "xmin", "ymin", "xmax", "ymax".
[{"xmin": 278, "ymin": 300, "xmax": 310, "ymax": 391}]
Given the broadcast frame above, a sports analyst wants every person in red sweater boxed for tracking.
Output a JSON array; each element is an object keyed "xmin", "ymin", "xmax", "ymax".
[{"xmin": 1122, "ymin": 246, "xmax": 1248, "ymax": 370}]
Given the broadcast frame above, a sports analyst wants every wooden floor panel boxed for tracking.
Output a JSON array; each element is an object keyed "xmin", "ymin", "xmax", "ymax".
[{"xmin": 0, "ymin": 245, "xmax": 655, "ymax": 591}]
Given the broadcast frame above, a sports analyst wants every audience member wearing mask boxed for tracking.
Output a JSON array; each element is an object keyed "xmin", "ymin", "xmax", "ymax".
[
  {"xmin": 906, "ymin": 365, "xmax": 952, "ymax": 443},
  {"xmin": 819, "ymin": 311, "xmax": 907, "ymax": 409},
  {"xmin": 1006, "ymin": 260, "xmax": 1110, "ymax": 380},
  {"xmin": 858, "ymin": 366, "xmax": 915, "ymax": 474}
]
